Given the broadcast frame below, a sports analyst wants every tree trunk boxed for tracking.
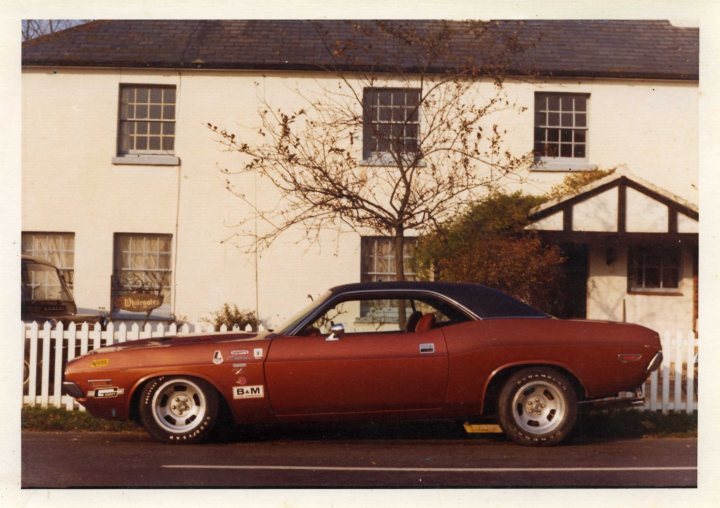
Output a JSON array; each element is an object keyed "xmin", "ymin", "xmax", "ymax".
[
  {"xmin": 394, "ymin": 228, "xmax": 407, "ymax": 330},
  {"xmin": 394, "ymin": 228, "xmax": 405, "ymax": 281}
]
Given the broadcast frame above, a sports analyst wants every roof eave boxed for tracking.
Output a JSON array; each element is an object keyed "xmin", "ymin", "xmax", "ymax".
[
  {"xmin": 20, "ymin": 59, "xmax": 699, "ymax": 82},
  {"xmin": 528, "ymin": 168, "xmax": 698, "ymax": 224}
]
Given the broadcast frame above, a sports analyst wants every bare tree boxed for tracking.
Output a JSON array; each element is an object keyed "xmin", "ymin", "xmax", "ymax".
[
  {"xmin": 22, "ymin": 20, "xmax": 87, "ymax": 41},
  {"xmin": 209, "ymin": 21, "xmax": 535, "ymax": 281}
]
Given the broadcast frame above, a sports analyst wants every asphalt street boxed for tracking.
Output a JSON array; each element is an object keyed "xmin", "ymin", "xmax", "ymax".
[{"xmin": 21, "ymin": 422, "xmax": 697, "ymax": 488}]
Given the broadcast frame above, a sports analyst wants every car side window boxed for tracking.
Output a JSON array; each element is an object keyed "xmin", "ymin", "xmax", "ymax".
[
  {"xmin": 301, "ymin": 298, "xmax": 403, "ymax": 336},
  {"xmin": 297, "ymin": 294, "xmax": 470, "ymax": 336}
]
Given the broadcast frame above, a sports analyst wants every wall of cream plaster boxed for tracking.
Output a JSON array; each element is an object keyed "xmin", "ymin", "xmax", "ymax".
[
  {"xmin": 587, "ymin": 245, "xmax": 695, "ymax": 332},
  {"xmin": 22, "ymin": 67, "xmax": 698, "ymax": 326},
  {"xmin": 573, "ymin": 188, "xmax": 619, "ymax": 232}
]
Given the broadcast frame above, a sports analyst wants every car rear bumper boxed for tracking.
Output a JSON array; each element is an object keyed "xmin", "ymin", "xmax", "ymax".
[
  {"xmin": 580, "ymin": 388, "xmax": 645, "ymax": 409},
  {"xmin": 646, "ymin": 351, "xmax": 663, "ymax": 373}
]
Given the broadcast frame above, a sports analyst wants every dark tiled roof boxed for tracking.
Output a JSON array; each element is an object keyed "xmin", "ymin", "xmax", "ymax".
[{"xmin": 22, "ymin": 20, "xmax": 698, "ymax": 80}]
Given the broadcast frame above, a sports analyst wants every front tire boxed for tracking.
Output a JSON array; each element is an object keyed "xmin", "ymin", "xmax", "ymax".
[
  {"xmin": 497, "ymin": 367, "xmax": 577, "ymax": 446},
  {"xmin": 139, "ymin": 376, "xmax": 219, "ymax": 444}
]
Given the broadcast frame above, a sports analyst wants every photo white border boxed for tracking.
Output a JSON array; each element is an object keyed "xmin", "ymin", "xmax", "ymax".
[{"xmin": 2, "ymin": 1, "xmax": 718, "ymax": 506}]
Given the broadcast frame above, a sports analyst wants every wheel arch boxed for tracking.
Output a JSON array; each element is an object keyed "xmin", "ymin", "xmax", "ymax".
[
  {"xmin": 127, "ymin": 371, "xmax": 231, "ymax": 424},
  {"xmin": 480, "ymin": 362, "xmax": 587, "ymax": 416}
]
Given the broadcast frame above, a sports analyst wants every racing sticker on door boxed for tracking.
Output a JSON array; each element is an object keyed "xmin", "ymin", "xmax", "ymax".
[{"xmin": 233, "ymin": 385, "xmax": 264, "ymax": 399}]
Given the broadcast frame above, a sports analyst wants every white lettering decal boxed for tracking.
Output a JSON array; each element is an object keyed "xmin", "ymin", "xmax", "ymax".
[{"xmin": 233, "ymin": 385, "xmax": 264, "ymax": 399}]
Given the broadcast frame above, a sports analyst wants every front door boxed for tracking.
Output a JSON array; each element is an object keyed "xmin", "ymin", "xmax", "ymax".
[
  {"xmin": 555, "ymin": 243, "xmax": 589, "ymax": 319},
  {"xmin": 265, "ymin": 295, "xmax": 449, "ymax": 417}
]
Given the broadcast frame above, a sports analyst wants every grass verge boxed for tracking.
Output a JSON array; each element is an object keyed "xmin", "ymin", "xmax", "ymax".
[
  {"xmin": 575, "ymin": 408, "xmax": 697, "ymax": 439},
  {"xmin": 21, "ymin": 405, "xmax": 697, "ymax": 438},
  {"xmin": 22, "ymin": 405, "xmax": 142, "ymax": 433}
]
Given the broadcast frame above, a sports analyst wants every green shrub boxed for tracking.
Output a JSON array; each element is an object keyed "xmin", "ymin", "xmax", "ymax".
[{"xmin": 415, "ymin": 191, "xmax": 567, "ymax": 312}]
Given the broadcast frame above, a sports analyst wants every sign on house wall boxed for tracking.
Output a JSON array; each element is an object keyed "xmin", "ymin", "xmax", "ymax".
[{"xmin": 112, "ymin": 293, "xmax": 164, "ymax": 313}]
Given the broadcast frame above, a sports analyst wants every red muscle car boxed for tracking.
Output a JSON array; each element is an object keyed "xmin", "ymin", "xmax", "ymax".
[{"xmin": 63, "ymin": 282, "xmax": 663, "ymax": 446}]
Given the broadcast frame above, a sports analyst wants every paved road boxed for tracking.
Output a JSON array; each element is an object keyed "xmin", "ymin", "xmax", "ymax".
[{"xmin": 22, "ymin": 423, "xmax": 697, "ymax": 488}]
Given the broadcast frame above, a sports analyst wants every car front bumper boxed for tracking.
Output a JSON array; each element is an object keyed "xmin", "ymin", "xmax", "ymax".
[{"xmin": 62, "ymin": 381, "xmax": 84, "ymax": 398}]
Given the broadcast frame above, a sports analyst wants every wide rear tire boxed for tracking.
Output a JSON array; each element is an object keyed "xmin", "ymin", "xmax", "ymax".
[
  {"xmin": 497, "ymin": 367, "xmax": 577, "ymax": 446},
  {"xmin": 139, "ymin": 376, "xmax": 219, "ymax": 444}
]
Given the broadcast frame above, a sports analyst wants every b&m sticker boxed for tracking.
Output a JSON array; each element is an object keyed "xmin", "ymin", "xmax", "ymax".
[{"xmin": 233, "ymin": 385, "xmax": 264, "ymax": 399}]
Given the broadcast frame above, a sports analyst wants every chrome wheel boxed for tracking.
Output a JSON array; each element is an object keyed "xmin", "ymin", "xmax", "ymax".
[
  {"xmin": 151, "ymin": 379, "xmax": 208, "ymax": 433},
  {"xmin": 139, "ymin": 376, "xmax": 219, "ymax": 443},
  {"xmin": 510, "ymin": 379, "xmax": 566, "ymax": 435},
  {"xmin": 497, "ymin": 367, "xmax": 578, "ymax": 446}
]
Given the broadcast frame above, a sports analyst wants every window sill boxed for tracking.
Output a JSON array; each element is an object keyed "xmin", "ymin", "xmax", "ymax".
[
  {"xmin": 628, "ymin": 290, "xmax": 683, "ymax": 297},
  {"xmin": 110, "ymin": 310, "xmax": 173, "ymax": 321},
  {"xmin": 359, "ymin": 152, "xmax": 425, "ymax": 167},
  {"xmin": 359, "ymin": 159, "xmax": 425, "ymax": 168},
  {"xmin": 112, "ymin": 155, "xmax": 180, "ymax": 166},
  {"xmin": 531, "ymin": 160, "xmax": 597, "ymax": 172}
]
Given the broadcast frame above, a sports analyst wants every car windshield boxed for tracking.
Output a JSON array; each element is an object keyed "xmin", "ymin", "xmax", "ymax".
[
  {"xmin": 277, "ymin": 291, "xmax": 332, "ymax": 335},
  {"xmin": 22, "ymin": 262, "xmax": 73, "ymax": 302}
]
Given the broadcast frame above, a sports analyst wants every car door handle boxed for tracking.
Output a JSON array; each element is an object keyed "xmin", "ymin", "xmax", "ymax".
[{"xmin": 419, "ymin": 343, "xmax": 435, "ymax": 354}]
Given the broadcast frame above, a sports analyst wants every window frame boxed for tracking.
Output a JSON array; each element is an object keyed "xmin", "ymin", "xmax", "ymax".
[
  {"xmin": 360, "ymin": 236, "xmax": 417, "ymax": 283},
  {"xmin": 360, "ymin": 236, "xmax": 418, "ymax": 321},
  {"xmin": 21, "ymin": 232, "xmax": 75, "ymax": 289},
  {"xmin": 533, "ymin": 92, "xmax": 595, "ymax": 171},
  {"xmin": 112, "ymin": 233, "xmax": 173, "ymax": 314},
  {"xmin": 362, "ymin": 87, "xmax": 421, "ymax": 165},
  {"xmin": 627, "ymin": 245, "xmax": 682, "ymax": 294},
  {"xmin": 113, "ymin": 84, "xmax": 180, "ymax": 166}
]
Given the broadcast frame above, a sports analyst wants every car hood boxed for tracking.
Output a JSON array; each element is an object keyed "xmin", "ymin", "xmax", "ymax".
[{"xmin": 86, "ymin": 330, "xmax": 271, "ymax": 355}]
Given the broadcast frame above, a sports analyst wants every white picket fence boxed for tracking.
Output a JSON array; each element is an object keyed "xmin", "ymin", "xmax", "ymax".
[
  {"xmin": 22, "ymin": 320, "xmax": 263, "ymax": 410},
  {"xmin": 641, "ymin": 330, "xmax": 698, "ymax": 414},
  {"xmin": 22, "ymin": 322, "xmax": 698, "ymax": 414}
]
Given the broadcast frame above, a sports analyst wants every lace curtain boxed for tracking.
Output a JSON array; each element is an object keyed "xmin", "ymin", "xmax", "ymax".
[{"xmin": 21, "ymin": 232, "xmax": 75, "ymax": 288}]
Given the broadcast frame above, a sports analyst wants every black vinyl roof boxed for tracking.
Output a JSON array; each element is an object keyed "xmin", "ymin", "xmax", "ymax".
[
  {"xmin": 330, "ymin": 281, "xmax": 548, "ymax": 319},
  {"xmin": 22, "ymin": 20, "xmax": 698, "ymax": 81}
]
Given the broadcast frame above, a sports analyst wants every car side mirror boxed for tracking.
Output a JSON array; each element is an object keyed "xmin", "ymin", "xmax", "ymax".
[{"xmin": 326, "ymin": 323, "xmax": 344, "ymax": 341}]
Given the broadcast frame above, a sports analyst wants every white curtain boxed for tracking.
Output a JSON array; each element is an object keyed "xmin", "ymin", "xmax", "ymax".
[{"xmin": 21, "ymin": 232, "xmax": 74, "ymax": 287}]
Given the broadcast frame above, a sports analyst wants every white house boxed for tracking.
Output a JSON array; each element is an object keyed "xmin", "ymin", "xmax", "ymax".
[{"xmin": 21, "ymin": 20, "xmax": 698, "ymax": 333}]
